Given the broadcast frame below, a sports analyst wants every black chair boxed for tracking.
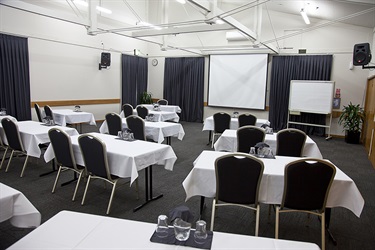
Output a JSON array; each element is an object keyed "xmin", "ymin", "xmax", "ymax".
[
  {"xmin": 49, "ymin": 128, "xmax": 85, "ymax": 201},
  {"xmin": 157, "ymin": 99, "xmax": 168, "ymax": 105},
  {"xmin": 136, "ymin": 105, "xmax": 149, "ymax": 119},
  {"xmin": 105, "ymin": 112, "xmax": 122, "ymax": 136},
  {"xmin": 34, "ymin": 103, "xmax": 44, "ymax": 122},
  {"xmin": 126, "ymin": 115, "xmax": 146, "ymax": 141},
  {"xmin": 0, "ymin": 134, "xmax": 9, "ymax": 170},
  {"xmin": 79, "ymin": 134, "xmax": 138, "ymax": 214},
  {"xmin": 122, "ymin": 103, "xmax": 134, "ymax": 118},
  {"xmin": 276, "ymin": 128, "xmax": 307, "ymax": 157},
  {"xmin": 1, "ymin": 118, "xmax": 29, "ymax": 177},
  {"xmin": 236, "ymin": 125, "xmax": 265, "ymax": 153},
  {"xmin": 238, "ymin": 113, "xmax": 257, "ymax": 127},
  {"xmin": 44, "ymin": 105, "xmax": 54, "ymax": 122},
  {"xmin": 212, "ymin": 112, "xmax": 231, "ymax": 148},
  {"xmin": 275, "ymin": 158, "xmax": 336, "ymax": 250},
  {"xmin": 210, "ymin": 153, "xmax": 264, "ymax": 236}
]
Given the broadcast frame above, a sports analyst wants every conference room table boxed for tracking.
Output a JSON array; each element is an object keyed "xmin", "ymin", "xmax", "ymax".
[
  {"xmin": 7, "ymin": 210, "xmax": 320, "ymax": 249},
  {"xmin": 120, "ymin": 110, "xmax": 180, "ymax": 122},
  {"xmin": 141, "ymin": 104, "xmax": 182, "ymax": 113},
  {"xmin": 0, "ymin": 182, "xmax": 41, "ymax": 228},
  {"xmin": 214, "ymin": 129, "xmax": 323, "ymax": 159},
  {"xmin": 99, "ymin": 119, "xmax": 185, "ymax": 144},
  {"xmin": 183, "ymin": 151, "xmax": 364, "ymax": 218},
  {"xmin": 43, "ymin": 109, "xmax": 96, "ymax": 132},
  {"xmin": 44, "ymin": 132, "xmax": 177, "ymax": 211},
  {"xmin": 202, "ymin": 116, "xmax": 270, "ymax": 131},
  {"xmin": 0, "ymin": 121, "xmax": 79, "ymax": 158}
]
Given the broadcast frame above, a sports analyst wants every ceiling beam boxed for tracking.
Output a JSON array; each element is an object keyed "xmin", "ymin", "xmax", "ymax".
[{"xmin": 132, "ymin": 23, "xmax": 233, "ymax": 37}]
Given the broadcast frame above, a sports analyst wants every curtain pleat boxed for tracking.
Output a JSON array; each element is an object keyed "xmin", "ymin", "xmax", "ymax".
[
  {"xmin": 0, "ymin": 34, "xmax": 31, "ymax": 120},
  {"xmin": 121, "ymin": 54, "xmax": 148, "ymax": 107},
  {"xmin": 269, "ymin": 55, "xmax": 333, "ymax": 135},
  {"xmin": 164, "ymin": 57, "xmax": 204, "ymax": 122}
]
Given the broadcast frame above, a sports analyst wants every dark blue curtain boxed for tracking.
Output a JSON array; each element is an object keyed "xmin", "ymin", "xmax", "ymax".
[
  {"xmin": 121, "ymin": 54, "xmax": 148, "ymax": 107},
  {"xmin": 0, "ymin": 34, "xmax": 31, "ymax": 121},
  {"xmin": 164, "ymin": 57, "xmax": 204, "ymax": 122},
  {"xmin": 269, "ymin": 55, "xmax": 333, "ymax": 135}
]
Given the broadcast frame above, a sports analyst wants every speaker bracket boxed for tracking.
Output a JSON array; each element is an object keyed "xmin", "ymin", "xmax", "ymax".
[
  {"xmin": 99, "ymin": 63, "xmax": 108, "ymax": 70},
  {"xmin": 362, "ymin": 65, "xmax": 375, "ymax": 69}
]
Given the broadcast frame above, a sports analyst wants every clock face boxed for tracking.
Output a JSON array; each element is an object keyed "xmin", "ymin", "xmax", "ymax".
[{"xmin": 152, "ymin": 59, "xmax": 158, "ymax": 66}]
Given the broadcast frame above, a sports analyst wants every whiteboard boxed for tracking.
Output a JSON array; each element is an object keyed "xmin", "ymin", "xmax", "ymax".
[
  {"xmin": 289, "ymin": 80, "xmax": 335, "ymax": 114},
  {"xmin": 208, "ymin": 54, "xmax": 268, "ymax": 109}
]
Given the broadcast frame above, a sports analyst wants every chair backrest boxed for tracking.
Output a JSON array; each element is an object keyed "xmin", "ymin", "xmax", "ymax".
[
  {"xmin": 122, "ymin": 103, "xmax": 134, "ymax": 118},
  {"xmin": 236, "ymin": 126, "xmax": 266, "ymax": 153},
  {"xmin": 44, "ymin": 105, "xmax": 54, "ymax": 120},
  {"xmin": 126, "ymin": 115, "xmax": 146, "ymax": 141},
  {"xmin": 213, "ymin": 112, "xmax": 231, "ymax": 133},
  {"xmin": 214, "ymin": 153, "xmax": 264, "ymax": 205},
  {"xmin": 238, "ymin": 113, "xmax": 257, "ymax": 127},
  {"xmin": 157, "ymin": 99, "xmax": 168, "ymax": 105},
  {"xmin": 1, "ymin": 118, "xmax": 24, "ymax": 152},
  {"xmin": 136, "ymin": 105, "xmax": 149, "ymax": 119},
  {"xmin": 78, "ymin": 134, "xmax": 112, "ymax": 180},
  {"xmin": 105, "ymin": 112, "xmax": 122, "ymax": 136},
  {"xmin": 34, "ymin": 103, "xmax": 43, "ymax": 122},
  {"xmin": 282, "ymin": 158, "xmax": 336, "ymax": 212},
  {"xmin": 276, "ymin": 128, "xmax": 307, "ymax": 157},
  {"xmin": 48, "ymin": 128, "xmax": 77, "ymax": 170}
]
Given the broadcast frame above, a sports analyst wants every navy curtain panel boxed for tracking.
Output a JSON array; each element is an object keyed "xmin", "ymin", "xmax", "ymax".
[
  {"xmin": 0, "ymin": 33, "xmax": 31, "ymax": 121},
  {"xmin": 121, "ymin": 54, "xmax": 148, "ymax": 107},
  {"xmin": 269, "ymin": 55, "xmax": 333, "ymax": 135},
  {"xmin": 164, "ymin": 57, "xmax": 204, "ymax": 122}
]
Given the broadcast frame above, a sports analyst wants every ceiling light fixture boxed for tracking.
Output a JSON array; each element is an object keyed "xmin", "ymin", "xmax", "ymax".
[
  {"xmin": 215, "ymin": 19, "xmax": 225, "ymax": 25},
  {"xmin": 73, "ymin": 0, "xmax": 88, "ymax": 7},
  {"xmin": 175, "ymin": 0, "xmax": 186, "ymax": 4},
  {"xmin": 96, "ymin": 6, "xmax": 112, "ymax": 14},
  {"xmin": 300, "ymin": 8, "xmax": 310, "ymax": 24},
  {"xmin": 139, "ymin": 21, "xmax": 162, "ymax": 30}
]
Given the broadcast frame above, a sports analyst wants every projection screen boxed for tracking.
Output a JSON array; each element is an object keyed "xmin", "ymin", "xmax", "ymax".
[{"xmin": 208, "ymin": 54, "xmax": 268, "ymax": 109}]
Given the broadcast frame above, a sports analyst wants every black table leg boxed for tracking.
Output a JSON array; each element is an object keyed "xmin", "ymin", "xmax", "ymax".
[
  {"xmin": 325, "ymin": 208, "xmax": 337, "ymax": 245},
  {"xmin": 133, "ymin": 165, "xmax": 163, "ymax": 212},
  {"xmin": 39, "ymin": 159, "xmax": 56, "ymax": 177},
  {"xmin": 199, "ymin": 196, "xmax": 206, "ymax": 219},
  {"xmin": 206, "ymin": 131, "xmax": 212, "ymax": 146},
  {"xmin": 167, "ymin": 136, "xmax": 171, "ymax": 145}
]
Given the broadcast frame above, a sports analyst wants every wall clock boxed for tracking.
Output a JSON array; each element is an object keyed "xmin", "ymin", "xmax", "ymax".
[{"xmin": 152, "ymin": 59, "xmax": 158, "ymax": 66}]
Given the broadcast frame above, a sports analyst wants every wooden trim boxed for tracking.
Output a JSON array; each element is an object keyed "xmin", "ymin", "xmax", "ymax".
[{"xmin": 31, "ymin": 99, "xmax": 120, "ymax": 107}]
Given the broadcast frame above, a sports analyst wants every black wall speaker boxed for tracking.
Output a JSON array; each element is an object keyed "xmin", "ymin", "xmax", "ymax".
[
  {"xmin": 101, "ymin": 52, "xmax": 111, "ymax": 67},
  {"xmin": 353, "ymin": 43, "xmax": 372, "ymax": 66}
]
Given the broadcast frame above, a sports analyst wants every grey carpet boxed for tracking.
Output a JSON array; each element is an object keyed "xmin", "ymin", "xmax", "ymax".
[{"xmin": 0, "ymin": 121, "xmax": 374, "ymax": 249}]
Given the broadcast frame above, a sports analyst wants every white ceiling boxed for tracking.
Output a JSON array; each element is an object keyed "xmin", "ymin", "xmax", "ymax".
[{"xmin": 2, "ymin": 0, "xmax": 375, "ymax": 54}]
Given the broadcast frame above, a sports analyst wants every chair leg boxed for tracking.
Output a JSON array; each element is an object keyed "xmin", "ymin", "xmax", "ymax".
[
  {"xmin": 52, "ymin": 166, "xmax": 63, "ymax": 193},
  {"xmin": 5, "ymin": 150, "xmax": 15, "ymax": 172},
  {"xmin": 81, "ymin": 176, "xmax": 92, "ymax": 205},
  {"xmin": 0, "ymin": 147, "xmax": 8, "ymax": 169},
  {"xmin": 255, "ymin": 204, "xmax": 260, "ymax": 237},
  {"xmin": 210, "ymin": 200, "xmax": 216, "ymax": 231},
  {"xmin": 72, "ymin": 171, "xmax": 84, "ymax": 201},
  {"xmin": 321, "ymin": 212, "xmax": 325, "ymax": 250},
  {"xmin": 135, "ymin": 179, "xmax": 139, "ymax": 200},
  {"xmin": 106, "ymin": 182, "xmax": 117, "ymax": 214},
  {"xmin": 275, "ymin": 206, "xmax": 280, "ymax": 239},
  {"xmin": 20, "ymin": 155, "xmax": 30, "ymax": 177}
]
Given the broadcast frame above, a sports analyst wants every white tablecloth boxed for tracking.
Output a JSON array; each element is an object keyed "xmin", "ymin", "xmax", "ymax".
[
  {"xmin": 47, "ymin": 109, "xmax": 96, "ymax": 127},
  {"xmin": 214, "ymin": 129, "xmax": 323, "ymax": 159},
  {"xmin": 120, "ymin": 110, "xmax": 180, "ymax": 122},
  {"xmin": 0, "ymin": 121, "xmax": 79, "ymax": 158},
  {"xmin": 203, "ymin": 116, "xmax": 270, "ymax": 131},
  {"xmin": 44, "ymin": 132, "xmax": 177, "ymax": 184},
  {"xmin": 99, "ymin": 119, "xmax": 185, "ymax": 143},
  {"xmin": 183, "ymin": 151, "xmax": 364, "ymax": 218},
  {"xmin": 141, "ymin": 104, "xmax": 182, "ymax": 113},
  {"xmin": 0, "ymin": 183, "xmax": 41, "ymax": 228},
  {"xmin": 7, "ymin": 210, "xmax": 320, "ymax": 250}
]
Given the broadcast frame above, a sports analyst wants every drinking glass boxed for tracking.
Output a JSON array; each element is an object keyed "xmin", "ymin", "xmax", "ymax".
[
  {"xmin": 249, "ymin": 147, "xmax": 256, "ymax": 155},
  {"xmin": 117, "ymin": 131, "xmax": 123, "ymax": 139},
  {"xmin": 155, "ymin": 215, "xmax": 169, "ymax": 238},
  {"xmin": 173, "ymin": 218, "xmax": 191, "ymax": 241},
  {"xmin": 194, "ymin": 220, "xmax": 208, "ymax": 244}
]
